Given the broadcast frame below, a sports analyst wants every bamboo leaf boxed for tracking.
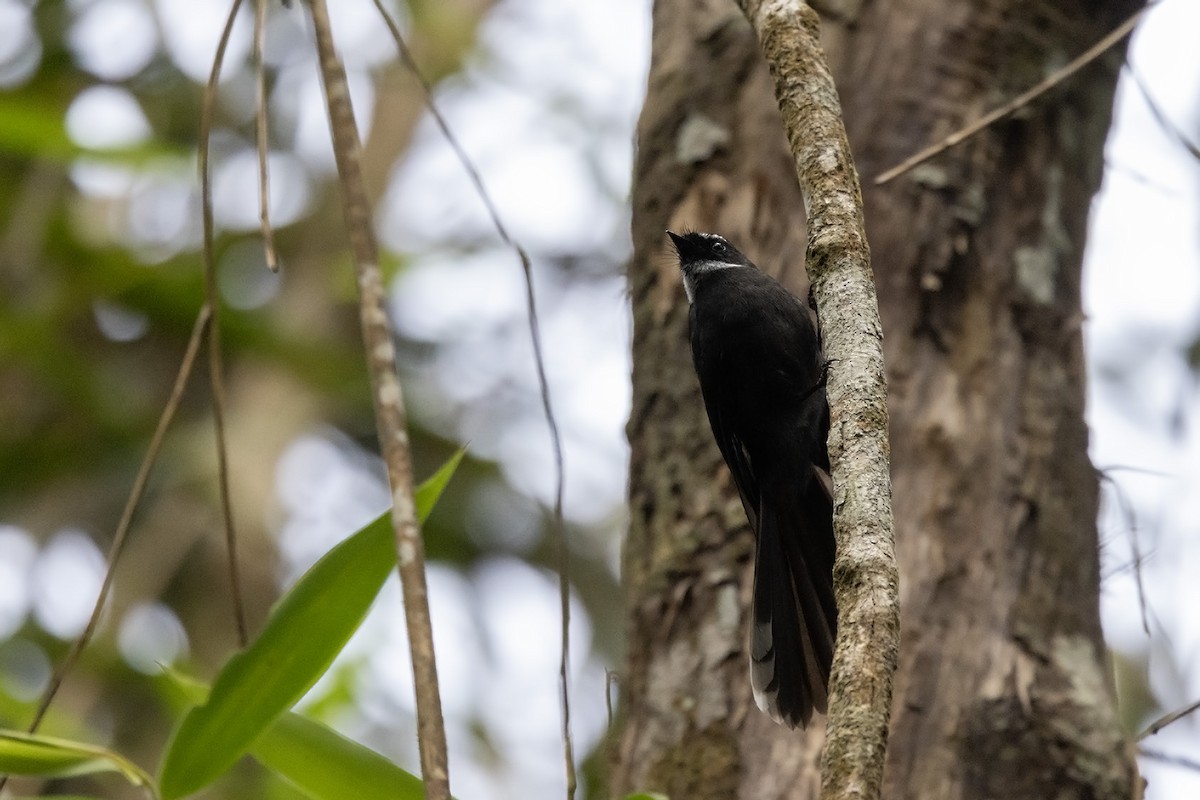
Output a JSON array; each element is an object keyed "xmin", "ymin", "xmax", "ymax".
[
  {"xmin": 163, "ymin": 671, "xmax": 423, "ymax": 800},
  {"xmin": 159, "ymin": 451, "xmax": 464, "ymax": 799},
  {"xmin": 0, "ymin": 729, "xmax": 154, "ymax": 789},
  {"xmin": 254, "ymin": 706, "xmax": 424, "ymax": 800}
]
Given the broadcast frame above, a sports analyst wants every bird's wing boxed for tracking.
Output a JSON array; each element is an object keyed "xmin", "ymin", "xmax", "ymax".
[{"xmin": 704, "ymin": 397, "xmax": 760, "ymax": 532}]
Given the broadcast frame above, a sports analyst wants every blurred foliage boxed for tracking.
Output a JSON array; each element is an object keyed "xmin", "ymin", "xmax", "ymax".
[{"xmin": 0, "ymin": 1, "xmax": 621, "ymax": 798}]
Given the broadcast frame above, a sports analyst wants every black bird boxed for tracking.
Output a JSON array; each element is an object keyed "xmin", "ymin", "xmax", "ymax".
[{"xmin": 667, "ymin": 229, "xmax": 837, "ymax": 728}]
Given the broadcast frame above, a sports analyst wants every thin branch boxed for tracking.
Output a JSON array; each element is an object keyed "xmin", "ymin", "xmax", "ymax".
[
  {"xmin": 254, "ymin": 0, "xmax": 280, "ymax": 272},
  {"xmin": 604, "ymin": 668, "xmax": 618, "ymax": 773},
  {"xmin": 369, "ymin": 1, "xmax": 522, "ymax": 253},
  {"xmin": 306, "ymin": 1, "xmax": 449, "ymax": 796},
  {"xmin": 199, "ymin": 0, "xmax": 250, "ymax": 648},
  {"xmin": 1140, "ymin": 748, "xmax": 1200, "ymax": 773},
  {"xmin": 1137, "ymin": 697, "xmax": 1200, "ymax": 741},
  {"xmin": 874, "ymin": 5, "xmax": 1150, "ymax": 185},
  {"xmin": 370, "ymin": 3, "xmax": 575, "ymax": 797},
  {"xmin": 1098, "ymin": 472, "xmax": 1151, "ymax": 635},
  {"xmin": 736, "ymin": 2, "xmax": 898, "ymax": 800},
  {"xmin": 1125, "ymin": 64, "xmax": 1200, "ymax": 161},
  {"xmin": 15, "ymin": 306, "xmax": 212, "ymax": 738},
  {"xmin": 605, "ymin": 669, "xmax": 618, "ymax": 732},
  {"xmin": 1098, "ymin": 464, "xmax": 1172, "ymax": 478}
]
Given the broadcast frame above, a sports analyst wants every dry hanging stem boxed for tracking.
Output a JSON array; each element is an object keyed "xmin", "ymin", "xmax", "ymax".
[
  {"xmin": 252, "ymin": 0, "xmax": 279, "ymax": 273},
  {"xmin": 735, "ymin": 2, "xmax": 899, "ymax": 799},
  {"xmin": 4, "ymin": 4, "xmax": 256, "ymax": 788},
  {"xmin": 199, "ymin": 0, "xmax": 250, "ymax": 648},
  {"xmin": 307, "ymin": 0, "xmax": 450, "ymax": 797}
]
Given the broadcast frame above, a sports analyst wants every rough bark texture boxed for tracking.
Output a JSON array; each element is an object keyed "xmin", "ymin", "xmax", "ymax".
[
  {"xmin": 618, "ymin": 2, "xmax": 824, "ymax": 797},
  {"xmin": 618, "ymin": 0, "xmax": 1141, "ymax": 798},
  {"xmin": 836, "ymin": 1, "xmax": 1142, "ymax": 797},
  {"xmin": 735, "ymin": 3, "xmax": 898, "ymax": 798}
]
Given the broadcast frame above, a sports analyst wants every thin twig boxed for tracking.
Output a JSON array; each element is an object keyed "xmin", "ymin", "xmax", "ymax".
[
  {"xmin": 603, "ymin": 668, "xmax": 618, "ymax": 774},
  {"xmin": 199, "ymin": 0, "xmax": 250, "ymax": 647},
  {"xmin": 306, "ymin": 1, "xmax": 450, "ymax": 796},
  {"xmin": 1137, "ymin": 697, "xmax": 1200, "ymax": 741},
  {"xmin": 13, "ymin": 306, "xmax": 212, "ymax": 739},
  {"xmin": 605, "ymin": 669, "xmax": 617, "ymax": 732},
  {"xmin": 1098, "ymin": 472, "xmax": 1151, "ymax": 635},
  {"xmin": 1099, "ymin": 464, "xmax": 1172, "ymax": 478},
  {"xmin": 1140, "ymin": 748, "xmax": 1200, "ymax": 773},
  {"xmin": 370, "ymin": 3, "xmax": 575, "ymax": 796},
  {"xmin": 1125, "ymin": 64, "xmax": 1200, "ymax": 161},
  {"xmin": 254, "ymin": 0, "xmax": 280, "ymax": 272},
  {"xmin": 874, "ymin": 5, "xmax": 1150, "ymax": 185}
]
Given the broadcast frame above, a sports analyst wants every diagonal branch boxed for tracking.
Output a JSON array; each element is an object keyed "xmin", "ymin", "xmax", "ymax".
[
  {"xmin": 306, "ymin": 0, "xmax": 450, "ymax": 797},
  {"xmin": 1140, "ymin": 747, "xmax": 1200, "ymax": 773},
  {"xmin": 1137, "ymin": 697, "xmax": 1200, "ymax": 742},
  {"xmin": 735, "ymin": 2, "xmax": 898, "ymax": 799},
  {"xmin": 874, "ymin": 4, "xmax": 1149, "ymax": 185},
  {"xmin": 9, "ymin": 305, "xmax": 211, "ymax": 746},
  {"xmin": 1125, "ymin": 64, "xmax": 1200, "ymax": 161}
]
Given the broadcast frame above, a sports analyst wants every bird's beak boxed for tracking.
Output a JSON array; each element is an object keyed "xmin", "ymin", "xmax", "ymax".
[{"xmin": 666, "ymin": 230, "xmax": 695, "ymax": 261}]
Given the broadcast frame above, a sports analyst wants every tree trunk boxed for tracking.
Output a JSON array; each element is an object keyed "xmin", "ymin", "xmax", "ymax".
[{"xmin": 617, "ymin": 0, "xmax": 1141, "ymax": 798}]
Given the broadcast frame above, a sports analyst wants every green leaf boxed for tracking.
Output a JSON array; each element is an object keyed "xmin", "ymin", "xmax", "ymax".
[
  {"xmin": 624, "ymin": 794, "xmax": 670, "ymax": 800},
  {"xmin": 159, "ymin": 451, "xmax": 464, "ymax": 799},
  {"xmin": 162, "ymin": 671, "xmax": 423, "ymax": 800},
  {"xmin": 254, "ymin": 706, "xmax": 424, "ymax": 800},
  {"xmin": 0, "ymin": 729, "xmax": 154, "ymax": 789},
  {"xmin": 158, "ymin": 515, "xmax": 391, "ymax": 797},
  {"xmin": 413, "ymin": 448, "xmax": 465, "ymax": 521}
]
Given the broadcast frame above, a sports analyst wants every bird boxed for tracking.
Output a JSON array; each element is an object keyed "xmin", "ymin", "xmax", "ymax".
[{"xmin": 667, "ymin": 229, "xmax": 837, "ymax": 729}]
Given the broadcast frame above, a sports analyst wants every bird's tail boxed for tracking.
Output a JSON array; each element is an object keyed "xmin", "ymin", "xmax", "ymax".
[{"xmin": 749, "ymin": 467, "xmax": 837, "ymax": 728}]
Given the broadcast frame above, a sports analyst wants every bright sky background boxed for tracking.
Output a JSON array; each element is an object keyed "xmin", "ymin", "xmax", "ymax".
[
  {"xmin": 1, "ymin": 0, "xmax": 1198, "ymax": 797},
  {"xmin": 1085, "ymin": 1, "xmax": 1200, "ymax": 794}
]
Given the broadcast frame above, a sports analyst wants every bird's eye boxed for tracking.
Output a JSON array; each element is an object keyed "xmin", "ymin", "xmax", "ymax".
[{"xmin": 712, "ymin": 242, "xmax": 727, "ymax": 253}]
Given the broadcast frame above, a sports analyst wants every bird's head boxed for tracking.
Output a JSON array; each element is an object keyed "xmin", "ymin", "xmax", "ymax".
[{"xmin": 666, "ymin": 230, "xmax": 752, "ymax": 302}]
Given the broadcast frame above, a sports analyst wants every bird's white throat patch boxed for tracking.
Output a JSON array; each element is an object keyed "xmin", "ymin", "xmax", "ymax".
[{"xmin": 683, "ymin": 259, "xmax": 741, "ymax": 303}]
